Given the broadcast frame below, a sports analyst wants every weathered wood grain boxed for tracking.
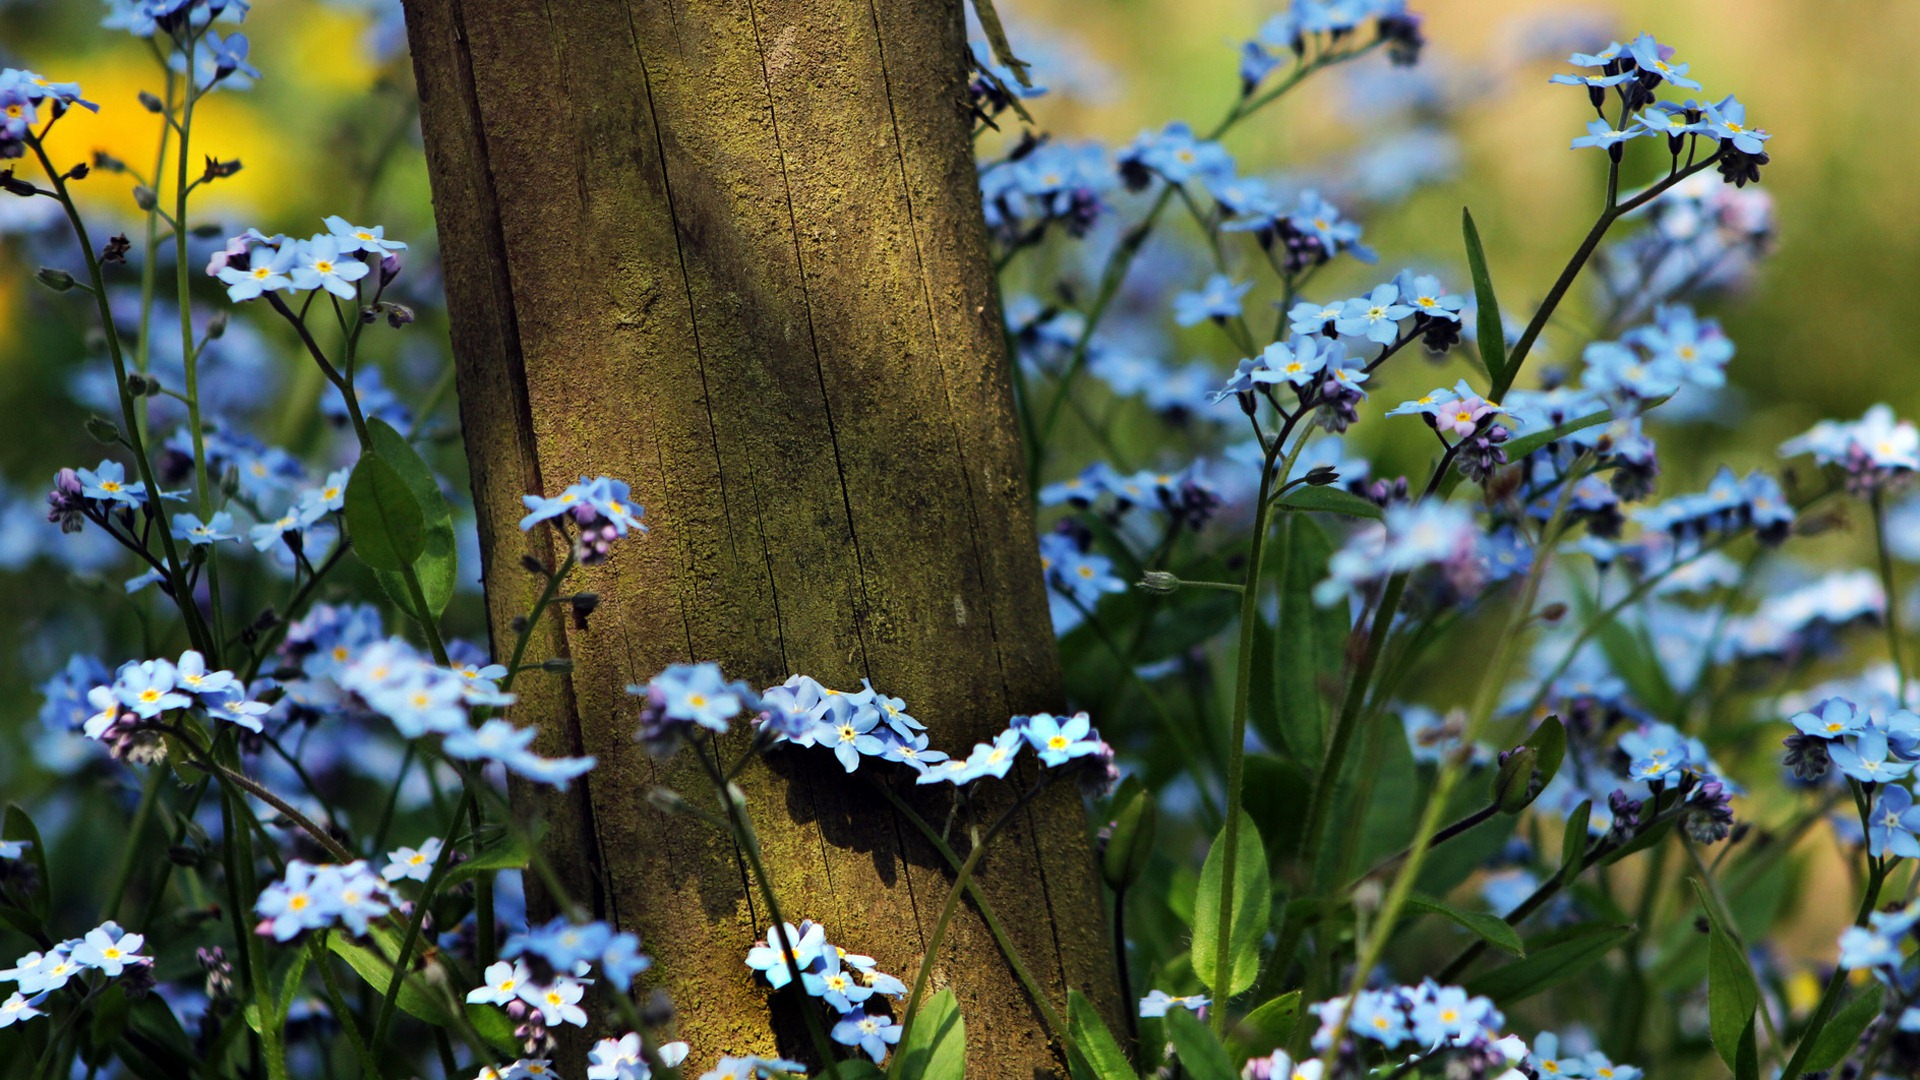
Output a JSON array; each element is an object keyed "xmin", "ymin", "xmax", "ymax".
[{"xmin": 401, "ymin": 0, "xmax": 1119, "ymax": 1072}]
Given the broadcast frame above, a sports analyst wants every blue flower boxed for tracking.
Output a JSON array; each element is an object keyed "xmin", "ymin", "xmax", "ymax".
[
  {"xmin": 1868, "ymin": 784, "xmax": 1920, "ymax": 860},
  {"xmin": 1347, "ymin": 989, "xmax": 1410, "ymax": 1047},
  {"xmin": 76, "ymin": 460, "xmax": 146, "ymax": 507},
  {"xmin": 1831, "ymin": 730, "xmax": 1913, "ymax": 784},
  {"xmin": 831, "ymin": 1010, "xmax": 901, "ymax": 1064},
  {"xmin": 254, "ymin": 862, "xmax": 344, "ymax": 942},
  {"xmin": 699, "ymin": 1056, "xmax": 808, "ymax": 1080},
  {"xmin": 814, "ymin": 697, "xmax": 886, "ymax": 773},
  {"xmin": 878, "ymin": 731, "xmax": 949, "ymax": 775},
  {"xmin": 324, "ymin": 215, "xmax": 408, "ymax": 256},
  {"xmin": 172, "ymin": 511, "xmax": 240, "ymax": 545},
  {"xmin": 1791, "ymin": 698, "xmax": 1866, "ymax": 740},
  {"xmin": 115, "ymin": 659, "xmax": 190, "ymax": 718},
  {"xmin": 920, "ymin": 728, "xmax": 1024, "ymax": 786},
  {"xmin": 1288, "ymin": 299, "xmax": 1348, "ymax": 338},
  {"xmin": 1252, "ymin": 337, "xmax": 1332, "ymax": 389},
  {"xmin": 69, "ymin": 922, "xmax": 148, "ymax": 977},
  {"xmin": 0, "ymin": 992, "xmax": 47, "ymax": 1028},
  {"xmin": 599, "ymin": 932, "xmax": 652, "ymax": 992},
  {"xmin": 1137, "ymin": 989, "xmax": 1208, "ymax": 1018},
  {"xmin": 1625, "ymin": 33, "xmax": 1702, "ymax": 91},
  {"xmin": 1336, "ymin": 282, "xmax": 1414, "ymax": 346},
  {"xmin": 1572, "ymin": 117, "xmax": 1653, "ymax": 152},
  {"xmin": 1287, "ymin": 191, "xmax": 1376, "ymax": 264},
  {"xmin": 1117, "ymin": 121, "xmax": 1235, "ymax": 187},
  {"xmin": 802, "ymin": 950, "xmax": 873, "ymax": 1012},
  {"xmin": 381, "ymin": 838, "xmax": 443, "ymax": 884},
  {"xmin": 1173, "ymin": 274, "xmax": 1252, "ymax": 327},
  {"xmin": 217, "ymin": 242, "xmax": 298, "ymax": 302},
  {"xmin": 1633, "ymin": 101, "xmax": 1709, "ymax": 141},
  {"xmin": 1017, "ymin": 711, "xmax": 1102, "ymax": 766},
  {"xmin": 1408, "ymin": 983, "xmax": 1494, "ymax": 1048},
  {"xmin": 744, "ymin": 921, "xmax": 825, "ymax": 990},
  {"xmin": 1391, "ymin": 271, "xmax": 1465, "ymax": 323},
  {"xmin": 1703, "ymin": 95, "xmax": 1769, "ymax": 155},
  {"xmin": 0, "ymin": 840, "xmax": 28, "ymax": 861},
  {"xmin": 291, "ymin": 235, "xmax": 370, "ymax": 299},
  {"xmin": 505, "ymin": 916, "xmax": 614, "ymax": 974},
  {"xmin": 654, "ymin": 662, "xmax": 746, "ymax": 732}
]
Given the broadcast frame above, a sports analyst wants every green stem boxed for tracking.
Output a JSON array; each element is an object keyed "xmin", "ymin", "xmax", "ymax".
[
  {"xmin": 872, "ymin": 781, "xmax": 1075, "ymax": 1054},
  {"xmin": 1779, "ymin": 859, "xmax": 1889, "ymax": 1080},
  {"xmin": 26, "ymin": 135, "xmax": 208, "ymax": 654},
  {"xmin": 1489, "ymin": 149, "xmax": 1725, "ymax": 401},
  {"xmin": 313, "ymin": 935, "xmax": 387, "ymax": 1080},
  {"xmin": 1210, "ymin": 435, "xmax": 1283, "ymax": 1033},
  {"xmin": 370, "ymin": 791, "xmax": 474, "ymax": 1052},
  {"xmin": 1315, "ymin": 458, "xmax": 1584, "ymax": 1073},
  {"xmin": 891, "ymin": 779, "xmax": 1056, "ymax": 1076},
  {"xmin": 104, "ymin": 765, "xmax": 165, "ymax": 920}
]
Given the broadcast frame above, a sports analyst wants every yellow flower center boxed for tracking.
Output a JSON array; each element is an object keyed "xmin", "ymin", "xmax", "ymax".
[
  {"xmin": 1048, "ymin": 735, "xmax": 1070, "ymax": 750},
  {"xmin": 314, "ymin": 260, "xmax": 335, "ymax": 274}
]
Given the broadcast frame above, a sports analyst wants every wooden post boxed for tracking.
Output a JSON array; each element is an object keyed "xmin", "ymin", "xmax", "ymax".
[{"xmin": 401, "ymin": 0, "xmax": 1118, "ymax": 1071}]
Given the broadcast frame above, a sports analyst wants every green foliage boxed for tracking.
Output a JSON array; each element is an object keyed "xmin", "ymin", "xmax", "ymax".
[
  {"xmin": 1193, "ymin": 812, "xmax": 1271, "ymax": 996},
  {"xmin": 1406, "ymin": 893, "xmax": 1524, "ymax": 957},
  {"xmin": 1068, "ymin": 990, "xmax": 1139, "ymax": 1080},
  {"xmin": 1166, "ymin": 1008, "xmax": 1237, "ymax": 1080},
  {"xmin": 343, "ymin": 452, "xmax": 425, "ymax": 572},
  {"xmin": 1462, "ymin": 207, "xmax": 1508, "ymax": 391},
  {"xmin": 896, "ymin": 990, "xmax": 966, "ymax": 1080},
  {"xmin": 366, "ymin": 418, "xmax": 460, "ymax": 620},
  {"xmin": 1465, "ymin": 923, "xmax": 1634, "ymax": 1004}
]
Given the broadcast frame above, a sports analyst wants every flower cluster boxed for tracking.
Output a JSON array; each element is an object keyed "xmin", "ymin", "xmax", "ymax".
[
  {"xmin": 1315, "ymin": 502, "xmax": 1482, "ymax": 607},
  {"xmin": 469, "ymin": 917, "xmax": 651, "ymax": 1052},
  {"xmin": 1039, "ymin": 525, "xmax": 1129, "ymax": 633},
  {"xmin": 77, "ymin": 650, "xmax": 270, "ymax": 769},
  {"xmin": 980, "ymin": 140, "xmax": 1111, "ymax": 243},
  {"xmin": 0, "ymin": 68, "xmax": 97, "ymax": 159},
  {"xmin": 210, "ymin": 217, "xmax": 405, "ymax": 303},
  {"xmin": 0, "ymin": 922, "xmax": 151, "ymax": 1029},
  {"xmin": 1305, "ymin": 980, "xmax": 1528, "ymax": 1077},
  {"xmin": 743, "ymin": 921, "xmax": 908, "ymax": 1065},
  {"xmin": 1038, "ymin": 460, "xmax": 1223, "ymax": 529},
  {"xmin": 586, "ymin": 1033, "xmax": 690, "ymax": 1080},
  {"xmin": 519, "ymin": 475, "xmax": 648, "ymax": 565},
  {"xmin": 1781, "ymin": 404, "xmax": 1920, "ymax": 496},
  {"xmin": 1552, "ymin": 34, "xmax": 1771, "ymax": 185},
  {"xmin": 1245, "ymin": 0, "xmax": 1426, "ymax": 91},
  {"xmin": 1785, "ymin": 698, "xmax": 1920, "ymax": 856},
  {"xmin": 254, "ymin": 861, "xmax": 396, "ymax": 941},
  {"xmin": 339, "ymin": 637, "xmax": 596, "ymax": 787}
]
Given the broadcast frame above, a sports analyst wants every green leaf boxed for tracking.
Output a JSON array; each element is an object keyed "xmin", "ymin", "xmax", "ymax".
[
  {"xmin": 1275, "ymin": 485, "xmax": 1383, "ymax": 520},
  {"xmin": 1266, "ymin": 516, "xmax": 1347, "ymax": 764},
  {"xmin": 1691, "ymin": 879, "xmax": 1760, "ymax": 1071},
  {"xmin": 1463, "ymin": 207, "xmax": 1508, "ymax": 392},
  {"xmin": 366, "ymin": 418, "xmax": 459, "ymax": 620},
  {"xmin": 1521, "ymin": 716, "xmax": 1567, "ymax": 799},
  {"xmin": 1165, "ymin": 1007, "xmax": 1236, "ymax": 1080},
  {"xmin": 1193, "ymin": 812, "xmax": 1271, "ymax": 996},
  {"xmin": 823, "ymin": 1063, "xmax": 885, "ymax": 1080},
  {"xmin": 897, "ymin": 989, "xmax": 966, "ymax": 1080},
  {"xmin": 1464, "ymin": 923, "xmax": 1632, "ymax": 1004},
  {"xmin": 2, "ymin": 804, "xmax": 51, "ymax": 925},
  {"xmin": 1226, "ymin": 990, "xmax": 1301, "ymax": 1062},
  {"xmin": 1407, "ymin": 893, "xmax": 1525, "ymax": 957},
  {"xmin": 327, "ymin": 929, "xmax": 520, "ymax": 1057},
  {"xmin": 344, "ymin": 453, "xmax": 425, "ymax": 572},
  {"xmin": 1100, "ymin": 778, "xmax": 1158, "ymax": 892},
  {"xmin": 1559, "ymin": 800, "xmax": 1592, "ymax": 884},
  {"xmin": 442, "ymin": 831, "xmax": 532, "ymax": 891},
  {"xmin": 1803, "ymin": 983, "xmax": 1884, "ymax": 1072},
  {"xmin": 1735, "ymin": 1015, "xmax": 1760, "ymax": 1080},
  {"xmin": 1498, "ymin": 408, "xmax": 1616, "ymax": 464},
  {"xmin": 1242, "ymin": 755, "xmax": 1310, "ymax": 866},
  {"xmin": 1067, "ymin": 989, "xmax": 1138, "ymax": 1080}
]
